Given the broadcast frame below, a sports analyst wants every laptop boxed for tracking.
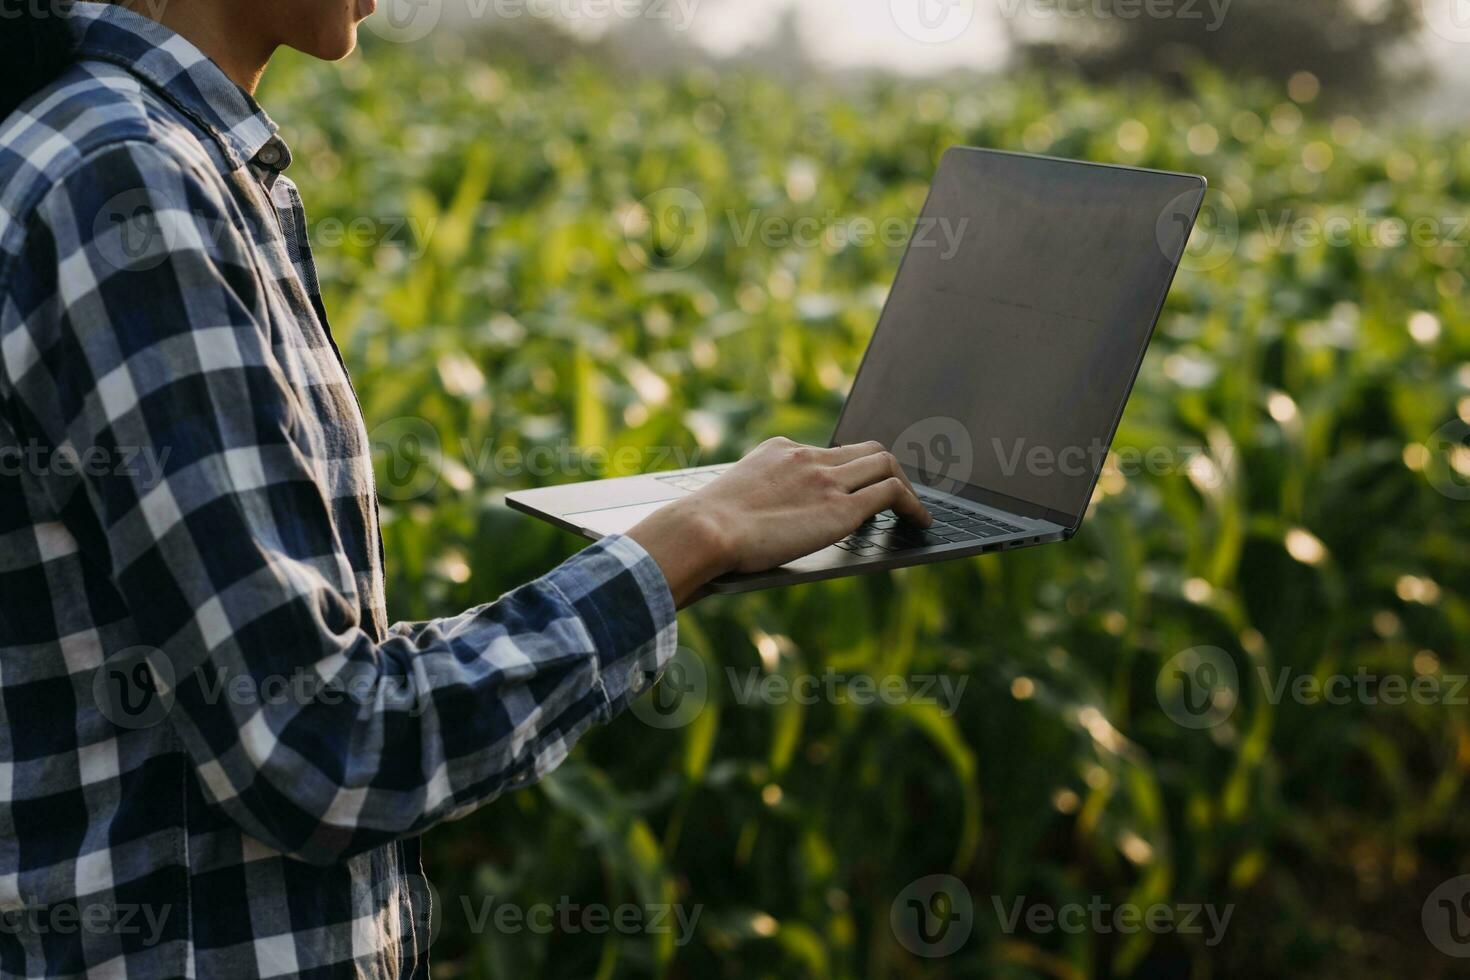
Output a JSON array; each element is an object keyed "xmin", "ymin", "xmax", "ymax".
[{"xmin": 508, "ymin": 147, "xmax": 1206, "ymax": 594}]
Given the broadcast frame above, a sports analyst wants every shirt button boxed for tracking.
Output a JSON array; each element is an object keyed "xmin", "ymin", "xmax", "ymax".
[
  {"xmin": 258, "ymin": 146, "xmax": 280, "ymax": 166},
  {"xmin": 629, "ymin": 669, "xmax": 647, "ymax": 694}
]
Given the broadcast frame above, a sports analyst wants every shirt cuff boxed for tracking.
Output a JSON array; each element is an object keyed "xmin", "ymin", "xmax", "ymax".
[{"xmin": 541, "ymin": 533, "xmax": 679, "ymax": 720}]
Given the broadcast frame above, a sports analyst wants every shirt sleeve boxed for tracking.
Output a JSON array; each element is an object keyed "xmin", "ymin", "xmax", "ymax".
[{"xmin": 0, "ymin": 139, "xmax": 678, "ymax": 865}]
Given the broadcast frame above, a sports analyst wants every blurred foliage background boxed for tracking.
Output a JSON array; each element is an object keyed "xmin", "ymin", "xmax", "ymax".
[
  {"xmin": 259, "ymin": 8, "xmax": 1470, "ymax": 977},
  {"xmin": 1014, "ymin": 0, "xmax": 1426, "ymax": 103}
]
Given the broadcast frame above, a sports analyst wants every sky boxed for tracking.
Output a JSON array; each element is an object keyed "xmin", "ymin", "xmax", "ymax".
[
  {"xmin": 414, "ymin": 0, "xmax": 1013, "ymax": 72},
  {"xmin": 684, "ymin": 0, "xmax": 1012, "ymax": 74},
  {"xmin": 404, "ymin": 0, "xmax": 1470, "ymax": 118},
  {"xmin": 681, "ymin": 0, "xmax": 1470, "ymax": 121}
]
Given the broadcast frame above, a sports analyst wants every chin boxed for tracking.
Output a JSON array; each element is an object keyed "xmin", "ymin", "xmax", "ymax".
[{"xmin": 298, "ymin": 24, "xmax": 359, "ymax": 61}]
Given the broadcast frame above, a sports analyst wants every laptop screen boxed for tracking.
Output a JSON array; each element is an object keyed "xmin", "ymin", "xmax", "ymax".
[{"xmin": 831, "ymin": 148, "xmax": 1205, "ymax": 526}]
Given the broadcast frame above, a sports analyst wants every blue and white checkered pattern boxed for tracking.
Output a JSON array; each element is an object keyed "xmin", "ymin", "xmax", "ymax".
[{"xmin": 0, "ymin": 4, "xmax": 677, "ymax": 977}]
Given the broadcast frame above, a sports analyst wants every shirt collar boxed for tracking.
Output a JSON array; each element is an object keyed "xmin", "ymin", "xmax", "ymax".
[{"xmin": 66, "ymin": 1, "xmax": 291, "ymax": 173}]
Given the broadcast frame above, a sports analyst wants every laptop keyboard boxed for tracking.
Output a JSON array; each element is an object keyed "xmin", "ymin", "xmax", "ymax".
[
  {"xmin": 834, "ymin": 494, "xmax": 1023, "ymax": 556},
  {"xmin": 655, "ymin": 472, "xmax": 1024, "ymax": 557}
]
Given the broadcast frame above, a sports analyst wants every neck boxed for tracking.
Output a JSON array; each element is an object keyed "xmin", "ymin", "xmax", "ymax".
[{"xmin": 133, "ymin": 1, "xmax": 276, "ymax": 94}]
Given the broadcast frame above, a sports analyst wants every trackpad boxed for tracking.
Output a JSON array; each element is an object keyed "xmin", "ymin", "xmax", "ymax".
[{"xmin": 568, "ymin": 501, "xmax": 675, "ymax": 536}]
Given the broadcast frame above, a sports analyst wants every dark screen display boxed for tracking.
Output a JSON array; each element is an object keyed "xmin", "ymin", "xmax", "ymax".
[{"xmin": 832, "ymin": 148, "xmax": 1204, "ymax": 523}]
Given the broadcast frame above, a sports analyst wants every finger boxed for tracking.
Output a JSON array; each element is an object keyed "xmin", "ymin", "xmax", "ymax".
[
  {"xmin": 819, "ymin": 440, "xmax": 889, "ymax": 466},
  {"xmin": 851, "ymin": 476, "xmax": 932, "ymax": 527},
  {"xmin": 832, "ymin": 450, "xmax": 914, "ymax": 494}
]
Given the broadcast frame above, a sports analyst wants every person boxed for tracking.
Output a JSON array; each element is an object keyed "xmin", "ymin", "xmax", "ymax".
[{"xmin": 0, "ymin": 1, "xmax": 932, "ymax": 976}]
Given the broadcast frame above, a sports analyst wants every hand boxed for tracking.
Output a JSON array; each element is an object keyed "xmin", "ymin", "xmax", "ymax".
[{"xmin": 627, "ymin": 438, "xmax": 932, "ymax": 607}]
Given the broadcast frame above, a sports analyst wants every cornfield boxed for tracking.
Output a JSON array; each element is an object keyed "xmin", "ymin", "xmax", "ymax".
[{"xmin": 260, "ymin": 32, "xmax": 1470, "ymax": 979}]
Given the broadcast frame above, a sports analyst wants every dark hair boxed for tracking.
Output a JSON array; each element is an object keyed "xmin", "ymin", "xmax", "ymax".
[{"xmin": 0, "ymin": 0, "xmax": 77, "ymax": 123}]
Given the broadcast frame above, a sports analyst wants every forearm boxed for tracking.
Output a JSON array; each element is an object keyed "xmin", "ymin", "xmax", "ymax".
[
  {"xmin": 626, "ymin": 498, "xmax": 734, "ymax": 607},
  {"xmin": 166, "ymin": 534, "xmax": 678, "ymax": 865}
]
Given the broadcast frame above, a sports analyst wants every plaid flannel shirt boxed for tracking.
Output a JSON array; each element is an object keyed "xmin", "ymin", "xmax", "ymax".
[{"xmin": 0, "ymin": 5, "xmax": 678, "ymax": 977}]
